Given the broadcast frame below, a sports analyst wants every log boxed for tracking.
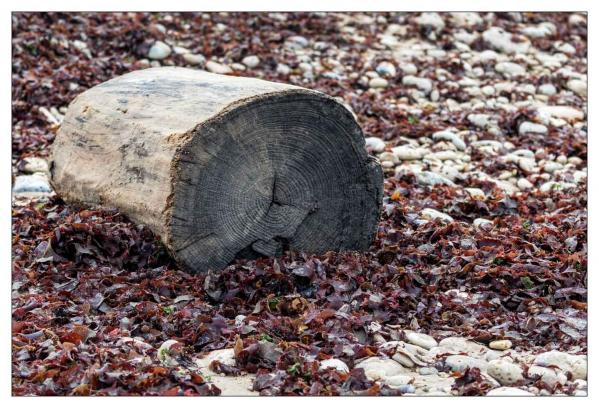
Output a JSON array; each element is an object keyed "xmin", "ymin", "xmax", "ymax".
[{"xmin": 50, "ymin": 67, "xmax": 383, "ymax": 273}]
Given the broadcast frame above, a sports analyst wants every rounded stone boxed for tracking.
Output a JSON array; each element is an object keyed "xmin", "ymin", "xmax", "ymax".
[
  {"xmin": 487, "ymin": 359, "xmax": 524, "ymax": 385},
  {"xmin": 369, "ymin": 77, "xmax": 389, "ymax": 89},
  {"xmin": 489, "ymin": 340, "xmax": 512, "ymax": 350},
  {"xmin": 319, "ymin": 358, "xmax": 349, "ymax": 373},
  {"xmin": 242, "ymin": 55, "xmax": 260, "ymax": 68},
  {"xmin": 183, "ymin": 53, "xmax": 206, "ymax": 66},
  {"xmin": 405, "ymin": 332, "xmax": 438, "ymax": 350},
  {"xmin": 445, "ymin": 355, "xmax": 488, "ymax": 372},
  {"xmin": 365, "ymin": 137, "xmax": 386, "ymax": 153},
  {"xmin": 355, "ymin": 357, "xmax": 411, "ymax": 381},
  {"xmin": 527, "ymin": 365, "xmax": 567, "ymax": 387},
  {"xmin": 148, "ymin": 41, "xmax": 172, "ymax": 60},
  {"xmin": 13, "ymin": 174, "xmax": 52, "ymax": 194},
  {"xmin": 205, "ymin": 60, "xmax": 233, "ymax": 74}
]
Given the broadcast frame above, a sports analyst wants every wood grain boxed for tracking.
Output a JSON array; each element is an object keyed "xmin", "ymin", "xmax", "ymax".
[{"xmin": 50, "ymin": 67, "xmax": 383, "ymax": 273}]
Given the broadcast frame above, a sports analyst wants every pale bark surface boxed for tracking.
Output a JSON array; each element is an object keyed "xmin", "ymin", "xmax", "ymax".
[{"xmin": 50, "ymin": 67, "xmax": 383, "ymax": 272}]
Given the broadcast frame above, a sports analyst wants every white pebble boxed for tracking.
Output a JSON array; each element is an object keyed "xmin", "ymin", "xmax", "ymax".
[
  {"xmin": 483, "ymin": 27, "xmax": 530, "ymax": 54},
  {"xmin": 183, "ymin": 53, "xmax": 206, "ymax": 66},
  {"xmin": 376, "ymin": 61, "xmax": 397, "ymax": 77},
  {"xmin": 401, "ymin": 63, "xmax": 418, "ymax": 75},
  {"xmin": 519, "ymin": 121, "xmax": 548, "ymax": 135},
  {"xmin": 21, "ymin": 157, "xmax": 49, "ymax": 174},
  {"xmin": 365, "ymin": 137, "xmax": 386, "ymax": 153},
  {"xmin": 537, "ymin": 83, "xmax": 556, "ymax": 95},
  {"xmin": 489, "ymin": 340, "xmax": 512, "ymax": 350},
  {"xmin": 402, "ymin": 75, "xmax": 432, "ymax": 94},
  {"xmin": 355, "ymin": 357, "xmax": 410, "ymax": 381},
  {"xmin": 567, "ymin": 79, "xmax": 587, "ymax": 97},
  {"xmin": 205, "ymin": 60, "xmax": 232, "ymax": 74},
  {"xmin": 473, "ymin": 218, "xmax": 493, "ymax": 229},
  {"xmin": 432, "ymin": 130, "xmax": 466, "ymax": 151},
  {"xmin": 517, "ymin": 178, "xmax": 533, "ymax": 190},
  {"xmin": 405, "ymin": 332, "xmax": 438, "ymax": 350},
  {"xmin": 420, "ymin": 208, "xmax": 454, "ymax": 223},
  {"xmin": 392, "ymin": 145, "xmax": 425, "ymax": 160},
  {"xmin": 276, "ymin": 63, "xmax": 291, "ymax": 75},
  {"xmin": 13, "ymin": 174, "xmax": 52, "ymax": 194},
  {"xmin": 369, "ymin": 77, "xmax": 388, "ymax": 89},
  {"xmin": 487, "ymin": 359, "xmax": 524, "ymax": 385},
  {"xmin": 495, "ymin": 61, "xmax": 526, "ymax": 77},
  {"xmin": 319, "ymin": 358, "xmax": 349, "ymax": 373},
  {"xmin": 241, "ymin": 55, "xmax": 260, "ymax": 68},
  {"xmin": 527, "ymin": 365, "xmax": 567, "ymax": 387},
  {"xmin": 148, "ymin": 41, "xmax": 171, "ymax": 60}
]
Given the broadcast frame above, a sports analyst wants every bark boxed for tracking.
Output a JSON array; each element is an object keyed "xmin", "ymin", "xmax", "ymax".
[{"xmin": 50, "ymin": 67, "xmax": 383, "ymax": 273}]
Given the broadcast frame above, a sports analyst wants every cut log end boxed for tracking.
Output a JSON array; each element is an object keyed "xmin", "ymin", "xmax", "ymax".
[
  {"xmin": 169, "ymin": 91, "xmax": 383, "ymax": 272},
  {"xmin": 50, "ymin": 67, "xmax": 383, "ymax": 274}
]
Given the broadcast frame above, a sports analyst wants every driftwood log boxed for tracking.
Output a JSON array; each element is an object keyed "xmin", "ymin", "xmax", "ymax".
[{"xmin": 50, "ymin": 67, "xmax": 383, "ymax": 273}]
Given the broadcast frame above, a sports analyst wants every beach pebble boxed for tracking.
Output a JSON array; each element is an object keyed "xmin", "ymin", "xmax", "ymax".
[
  {"xmin": 13, "ymin": 174, "xmax": 52, "ymax": 194},
  {"xmin": 534, "ymin": 351, "xmax": 587, "ymax": 380},
  {"xmin": 473, "ymin": 218, "xmax": 493, "ymax": 229},
  {"xmin": 483, "ymin": 27, "xmax": 530, "ymax": 54},
  {"xmin": 355, "ymin": 357, "xmax": 410, "ymax": 381},
  {"xmin": 487, "ymin": 359, "xmax": 524, "ymax": 385},
  {"xmin": 365, "ymin": 137, "xmax": 386, "ymax": 153},
  {"xmin": 517, "ymin": 178, "xmax": 533, "ymax": 190},
  {"xmin": 415, "ymin": 12, "xmax": 445, "ymax": 32},
  {"xmin": 319, "ymin": 358, "xmax": 349, "ymax": 373},
  {"xmin": 567, "ymin": 79, "xmax": 587, "ymax": 97},
  {"xmin": 416, "ymin": 171, "xmax": 456, "ymax": 187},
  {"xmin": 527, "ymin": 365, "xmax": 567, "ymax": 387},
  {"xmin": 392, "ymin": 146, "xmax": 425, "ymax": 160},
  {"xmin": 148, "ymin": 41, "xmax": 171, "ymax": 60},
  {"xmin": 445, "ymin": 355, "xmax": 488, "ymax": 372},
  {"xmin": 21, "ymin": 157, "xmax": 49, "ymax": 174},
  {"xmin": 241, "ymin": 55, "xmax": 260, "ymax": 68},
  {"xmin": 489, "ymin": 340, "xmax": 512, "ymax": 351},
  {"xmin": 405, "ymin": 332, "xmax": 438, "ymax": 350},
  {"xmin": 402, "ymin": 75, "xmax": 433, "ymax": 94},
  {"xmin": 432, "ymin": 130, "xmax": 466, "ymax": 150},
  {"xmin": 183, "ymin": 53, "xmax": 206, "ymax": 66},
  {"xmin": 495, "ymin": 61, "xmax": 526, "ymax": 77},
  {"xmin": 376, "ymin": 61, "xmax": 397, "ymax": 77},
  {"xmin": 369, "ymin": 77, "xmax": 388, "ymax": 88},
  {"xmin": 205, "ymin": 60, "xmax": 233, "ymax": 74},
  {"xmin": 537, "ymin": 83, "xmax": 556, "ymax": 96},
  {"xmin": 519, "ymin": 121, "xmax": 548, "ymax": 135},
  {"xmin": 420, "ymin": 208, "xmax": 454, "ymax": 223}
]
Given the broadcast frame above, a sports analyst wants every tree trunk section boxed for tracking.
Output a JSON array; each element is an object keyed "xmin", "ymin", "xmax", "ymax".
[{"xmin": 50, "ymin": 67, "xmax": 383, "ymax": 273}]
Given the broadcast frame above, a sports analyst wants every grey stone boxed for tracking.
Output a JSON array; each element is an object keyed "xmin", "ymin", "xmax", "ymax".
[
  {"xmin": 445, "ymin": 355, "xmax": 488, "ymax": 372},
  {"xmin": 205, "ymin": 60, "xmax": 232, "ymax": 74},
  {"xmin": 183, "ymin": 53, "xmax": 206, "ymax": 66},
  {"xmin": 420, "ymin": 208, "xmax": 454, "ymax": 223},
  {"xmin": 487, "ymin": 359, "xmax": 524, "ymax": 385},
  {"xmin": 365, "ymin": 137, "xmax": 386, "ymax": 153},
  {"xmin": 148, "ymin": 41, "xmax": 171, "ymax": 60},
  {"xmin": 355, "ymin": 357, "xmax": 410, "ymax": 381},
  {"xmin": 482, "ymin": 27, "xmax": 530, "ymax": 54},
  {"xmin": 242, "ymin": 55, "xmax": 260, "ymax": 68},
  {"xmin": 319, "ymin": 358, "xmax": 349, "ymax": 373},
  {"xmin": 13, "ymin": 174, "xmax": 52, "ymax": 194},
  {"xmin": 416, "ymin": 171, "xmax": 456, "ymax": 187}
]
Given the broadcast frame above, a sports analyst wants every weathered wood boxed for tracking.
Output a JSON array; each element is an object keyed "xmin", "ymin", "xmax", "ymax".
[{"xmin": 50, "ymin": 67, "xmax": 383, "ymax": 273}]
